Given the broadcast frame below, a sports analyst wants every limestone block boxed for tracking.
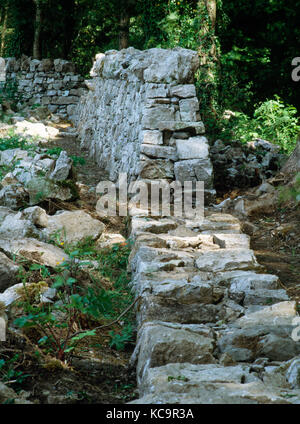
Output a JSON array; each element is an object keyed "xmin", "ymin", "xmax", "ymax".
[
  {"xmin": 132, "ymin": 322, "xmax": 216, "ymax": 384},
  {"xmin": 196, "ymin": 248, "xmax": 260, "ymax": 272},
  {"xmin": 141, "ymin": 130, "xmax": 163, "ymax": 145},
  {"xmin": 176, "ymin": 136, "xmax": 209, "ymax": 160},
  {"xmin": 174, "ymin": 158, "xmax": 213, "ymax": 187},
  {"xmin": 43, "ymin": 210, "xmax": 105, "ymax": 244},
  {"xmin": 142, "ymin": 105, "xmax": 175, "ymax": 129},
  {"xmin": 170, "ymin": 84, "xmax": 197, "ymax": 98},
  {"xmin": 140, "ymin": 144, "xmax": 178, "ymax": 161}
]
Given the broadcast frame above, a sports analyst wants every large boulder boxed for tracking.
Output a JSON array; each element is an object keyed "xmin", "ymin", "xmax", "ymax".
[{"xmin": 43, "ymin": 210, "xmax": 105, "ymax": 244}]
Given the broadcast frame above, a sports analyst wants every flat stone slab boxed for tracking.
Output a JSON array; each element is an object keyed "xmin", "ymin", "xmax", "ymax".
[
  {"xmin": 130, "ymin": 246, "xmax": 195, "ymax": 274},
  {"xmin": 43, "ymin": 210, "xmax": 105, "ymax": 244},
  {"xmin": 196, "ymin": 248, "xmax": 260, "ymax": 272},
  {"xmin": 130, "ymin": 217, "xmax": 178, "ymax": 238},
  {"xmin": 233, "ymin": 301, "xmax": 297, "ymax": 328},
  {"xmin": 130, "ymin": 362, "xmax": 300, "ymax": 404},
  {"xmin": 131, "ymin": 321, "xmax": 216, "ymax": 384},
  {"xmin": 0, "ymin": 238, "xmax": 69, "ymax": 268},
  {"xmin": 176, "ymin": 136, "xmax": 209, "ymax": 160},
  {"xmin": 213, "ymin": 233, "xmax": 250, "ymax": 249}
]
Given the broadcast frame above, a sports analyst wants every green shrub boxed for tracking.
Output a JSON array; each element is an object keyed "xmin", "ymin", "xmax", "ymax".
[
  {"xmin": 0, "ymin": 78, "xmax": 23, "ymax": 111},
  {"xmin": 278, "ymin": 173, "xmax": 300, "ymax": 204},
  {"xmin": 13, "ymin": 238, "xmax": 135, "ymax": 360},
  {"xmin": 222, "ymin": 96, "xmax": 300, "ymax": 154}
]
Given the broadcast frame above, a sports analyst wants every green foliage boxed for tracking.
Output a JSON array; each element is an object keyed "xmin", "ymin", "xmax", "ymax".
[
  {"xmin": 0, "ymin": 78, "xmax": 23, "ymax": 111},
  {"xmin": 14, "ymin": 255, "xmax": 106, "ymax": 360},
  {"xmin": 45, "ymin": 148, "xmax": 85, "ymax": 167},
  {"xmin": 0, "ymin": 132, "xmax": 38, "ymax": 181},
  {"xmin": 278, "ymin": 173, "xmax": 300, "ymax": 204},
  {"xmin": 70, "ymin": 155, "xmax": 85, "ymax": 167},
  {"xmin": 14, "ymin": 237, "xmax": 135, "ymax": 360},
  {"xmin": 0, "ymin": 132, "xmax": 27, "ymax": 151},
  {"xmin": 109, "ymin": 323, "xmax": 133, "ymax": 351},
  {"xmin": 0, "ymin": 355, "xmax": 31, "ymax": 390},
  {"xmin": 45, "ymin": 147, "xmax": 63, "ymax": 156},
  {"xmin": 222, "ymin": 97, "xmax": 300, "ymax": 154}
]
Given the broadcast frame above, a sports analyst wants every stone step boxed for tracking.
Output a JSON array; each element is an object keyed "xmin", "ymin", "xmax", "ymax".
[
  {"xmin": 130, "ymin": 362, "xmax": 300, "ymax": 404},
  {"xmin": 131, "ymin": 321, "xmax": 216, "ymax": 385},
  {"xmin": 196, "ymin": 248, "xmax": 261, "ymax": 272},
  {"xmin": 127, "ymin": 207, "xmax": 297, "ymax": 404}
]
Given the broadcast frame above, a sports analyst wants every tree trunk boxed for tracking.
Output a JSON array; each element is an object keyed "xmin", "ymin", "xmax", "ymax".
[
  {"xmin": 198, "ymin": 0, "xmax": 217, "ymax": 67},
  {"xmin": 197, "ymin": 0, "xmax": 218, "ymax": 116},
  {"xmin": 119, "ymin": 10, "xmax": 130, "ymax": 50},
  {"xmin": 281, "ymin": 138, "xmax": 300, "ymax": 175},
  {"xmin": 33, "ymin": 0, "xmax": 42, "ymax": 59},
  {"xmin": 0, "ymin": 6, "xmax": 8, "ymax": 56}
]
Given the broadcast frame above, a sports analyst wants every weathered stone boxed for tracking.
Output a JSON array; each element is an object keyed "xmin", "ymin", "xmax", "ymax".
[
  {"xmin": 52, "ymin": 96, "xmax": 79, "ymax": 105},
  {"xmin": 142, "ymin": 105, "xmax": 176, "ymax": 129},
  {"xmin": 170, "ymin": 84, "xmax": 196, "ymax": 98},
  {"xmin": 0, "ymin": 184, "xmax": 29, "ymax": 209},
  {"xmin": 0, "ymin": 210, "xmax": 40, "ymax": 239},
  {"xmin": 14, "ymin": 120, "xmax": 59, "ymax": 139},
  {"xmin": 286, "ymin": 357, "xmax": 300, "ymax": 389},
  {"xmin": 186, "ymin": 213, "xmax": 241, "ymax": 233},
  {"xmin": 213, "ymin": 233, "xmax": 250, "ymax": 249},
  {"xmin": 22, "ymin": 206, "xmax": 48, "ymax": 228},
  {"xmin": 139, "ymin": 158, "xmax": 174, "ymax": 179},
  {"xmin": 174, "ymin": 158, "xmax": 213, "ymax": 187},
  {"xmin": 140, "ymin": 144, "xmax": 178, "ymax": 160},
  {"xmin": 0, "ymin": 238, "xmax": 69, "ymax": 268},
  {"xmin": 233, "ymin": 302, "xmax": 297, "ymax": 328},
  {"xmin": 50, "ymin": 151, "xmax": 73, "ymax": 181},
  {"xmin": 132, "ymin": 363, "xmax": 298, "ymax": 404},
  {"xmin": 0, "ymin": 252, "xmax": 19, "ymax": 292},
  {"xmin": 243, "ymin": 289, "xmax": 289, "ymax": 307},
  {"xmin": 43, "ymin": 210, "xmax": 105, "ymax": 244},
  {"xmin": 132, "ymin": 321, "xmax": 216, "ymax": 384},
  {"xmin": 179, "ymin": 98, "xmax": 199, "ymax": 122},
  {"xmin": 25, "ymin": 177, "xmax": 75, "ymax": 204},
  {"xmin": 130, "ymin": 246, "xmax": 195, "ymax": 274},
  {"xmin": 157, "ymin": 120, "xmax": 205, "ymax": 134},
  {"xmin": 217, "ymin": 324, "xmax": 300, "ymax": 362},
  {"xmin": 176, "ymin": 136, "xmax": 209, "ymax": 160},
  {"xmin": 0, "ymin": 148, "xmax": 28, "ymax": 165},
  {"xmin": 227, "ymin": 271, "xmax": 280, "ymax": 292},
  {"xmin": 95, "ymin": 233, "xmax": 126, "ymax": 249},
  {"xmin": 141, "ymin": 130, "xmax": 163, "ymax": 145},
  {"xmin": 196, "ymin": 249, "xmax": 259, "ymax": 272}
]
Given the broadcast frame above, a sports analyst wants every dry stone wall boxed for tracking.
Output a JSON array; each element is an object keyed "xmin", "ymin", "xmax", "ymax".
[
  {"xmin": 1, "ymin": 56, "xmax": 86, "ymax": 118},
  {"xmin": 74, "ymin": 47, "xmax": 215, "ymax": 200},
  {"xmin": 128, "ymin": 211, "xmax": 300, "ymax": 404},
  {"xmin": 72, "ymin": 48, "xmax": 300, "ymax": 403}
]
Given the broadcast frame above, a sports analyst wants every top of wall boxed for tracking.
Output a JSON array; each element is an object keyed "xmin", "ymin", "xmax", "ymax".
[
  {"xmin": 90, "ymin": 47, "xmax": 199, "ymax": 84},
  {"xmin": 3, "ymin": 56, "xmax": 77, "ymax": 74}
]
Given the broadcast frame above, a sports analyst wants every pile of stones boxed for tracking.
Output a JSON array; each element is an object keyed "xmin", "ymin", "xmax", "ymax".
[{"xmin": 210, "ymin": 138, "xmax": 285, "ymax": 193}]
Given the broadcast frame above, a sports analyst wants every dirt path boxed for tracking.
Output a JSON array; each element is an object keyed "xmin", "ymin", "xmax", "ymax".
[{"xmin": 249, "ymin": 204, "xmax": 300, "ymax": 302}]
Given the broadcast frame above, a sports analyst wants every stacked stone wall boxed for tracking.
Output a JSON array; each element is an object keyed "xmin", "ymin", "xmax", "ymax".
[
  {"xmin": 1, "ymin": 56, "xmax": 86, "ymax": 118},
  {"xmin": 75, "ymin": 47, "xmax": 215, "ymax": 201}
]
